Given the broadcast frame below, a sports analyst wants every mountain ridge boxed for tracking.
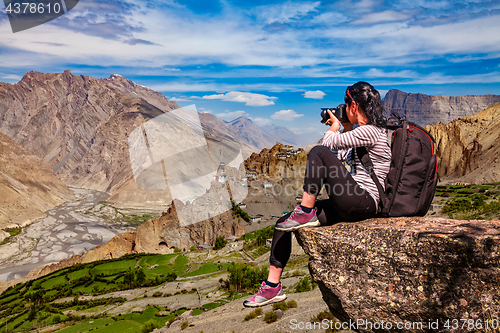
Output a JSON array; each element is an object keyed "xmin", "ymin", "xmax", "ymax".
[{"xmin": 383, "ymin": 89, "xmax": 500, "ymax": 126}]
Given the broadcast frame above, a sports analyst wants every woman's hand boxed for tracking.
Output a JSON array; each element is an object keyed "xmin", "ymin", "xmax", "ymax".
[{"xmin": 326, "ymin": 109, "xmax": 342, "ymax": 132}]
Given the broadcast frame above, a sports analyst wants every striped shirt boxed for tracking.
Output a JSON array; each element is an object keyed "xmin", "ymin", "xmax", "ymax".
[{"xmin": 321, "ymin": 125, "xmax": 391, "ymax": 209}]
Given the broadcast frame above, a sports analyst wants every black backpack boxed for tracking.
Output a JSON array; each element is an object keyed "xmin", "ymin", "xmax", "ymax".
[{"xmin": 357, "ymin": 113, "xmax": 439, "ymax": 217}]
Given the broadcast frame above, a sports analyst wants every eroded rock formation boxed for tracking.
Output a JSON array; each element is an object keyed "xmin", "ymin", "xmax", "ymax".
[
  {"xmin": 244, "ymin": 143, "xmax": 308, "ymax": 181},
  {"xmin": 425, "ymin": 102, "xmax": 500, "ymax": 183},
  {"xmin": 383, "ymin": 89, "xmax": 500, "ymax": 126},
  {"xmin": 296, "ymin": 217, "xmax": 500, "ymax": 332},
  {"xmin": 135, "ymin": 200, "xmax": 245, "ymax": 253}
]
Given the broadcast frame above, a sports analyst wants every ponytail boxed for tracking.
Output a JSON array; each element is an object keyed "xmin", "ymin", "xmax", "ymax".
[{"xmin": 344, "ymin": 81, "xmax": 386, "ymax": 128}]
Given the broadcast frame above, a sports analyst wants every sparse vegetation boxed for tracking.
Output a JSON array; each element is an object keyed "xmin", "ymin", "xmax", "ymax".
[
  {"xmin": 231, "ymin": 200, "xmax": 250, "ymax": 222},
  {"xmin": 244, "ymin": 308, "xmax": 263, "ymax": 321},
  {"xmin": 432, "ymin": 183, "xmax": 500, "ymax": 220},
  {"xmin": 214, "ymin": 235, "xmax": 227, "ymax": 250},
  {"xmin": 272, "ymin": 301, "xmax": 289, "ymax": 311},
  {"xmin": 0, "ymin": 227, "xmax": 22, "ymax": 245},
  {"xmin": 263, "ymin": 311, "xmax": 278, "ymax": 323},
  {"xmin": 310, "ymin": 310, "xmax": 340, "ymax": 333},
  {"xmin": 295, "ymin": 276, "xmax": 316, "ymax": 293}
]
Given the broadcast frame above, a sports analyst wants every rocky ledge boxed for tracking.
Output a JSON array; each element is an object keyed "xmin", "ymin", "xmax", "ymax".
[{"xmin": 296, "ymin": 217, "xmax": 500, "ymax": 333}]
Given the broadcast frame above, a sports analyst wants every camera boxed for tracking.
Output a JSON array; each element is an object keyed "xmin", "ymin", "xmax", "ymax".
[{"xmin": 321, "ymin": 104, "xmax": 349, "ymax": 124}]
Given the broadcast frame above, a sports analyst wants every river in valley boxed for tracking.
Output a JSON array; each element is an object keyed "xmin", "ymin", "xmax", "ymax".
[{"xmin": 0, "ymin": 188, "xmax": 132, "ymax": 282}]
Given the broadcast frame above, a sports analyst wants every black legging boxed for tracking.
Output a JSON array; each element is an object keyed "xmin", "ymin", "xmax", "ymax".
[{"xmin": 269, "ymin": 145, "xmax": 377, "ymax": 268}]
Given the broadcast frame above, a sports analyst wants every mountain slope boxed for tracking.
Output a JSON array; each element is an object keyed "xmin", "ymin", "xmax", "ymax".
[
  {"xmin": 0, "ymin": 71, "xmax": 253, "ymax": 208},
  {"xmin": 426, "ymin": 102, "xmax": 500, "ymax": 183},
  {"xmin": 383, "ymin": 89, "xmax": 500, "ymax": 127},
  {"xmin": 0, "ymin": 132, "xmax": 72, "ymax": 229},
  {"xmin": 224, "ymin": 116, "xmax": 298, "ymax": 150},
  {"xmin": 0, "ymin": 70, "xmax": 174, "ymax": 195}
]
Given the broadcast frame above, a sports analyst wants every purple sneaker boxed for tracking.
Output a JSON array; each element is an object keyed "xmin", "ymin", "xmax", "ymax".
[
  {"xmin": 274, "ymin": 206, "xmax": 319, "ymax": 231},
  {"xmin": 243, "ymin": 282, "xmax": 287, "ymax": 308}
]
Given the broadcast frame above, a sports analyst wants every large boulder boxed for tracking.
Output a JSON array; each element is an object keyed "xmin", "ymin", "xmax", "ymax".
[{"xmin": 296, "ymin": 217, "xmax": 500, "ymax": 332}]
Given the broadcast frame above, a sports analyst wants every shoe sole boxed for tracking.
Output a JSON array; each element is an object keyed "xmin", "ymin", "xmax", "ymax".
[
  {"xmin": 243, "ymin": 294, "xmax": 287, "ymax": 308},
  {"xmin": 274, "ymin": 220, "xmax": 320, "ymax": 231}
]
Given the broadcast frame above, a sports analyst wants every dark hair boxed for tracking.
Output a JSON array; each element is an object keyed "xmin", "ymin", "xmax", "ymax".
[{"xmin": 344, "ymin": 81, "xmax": 385, "ymax": 128}]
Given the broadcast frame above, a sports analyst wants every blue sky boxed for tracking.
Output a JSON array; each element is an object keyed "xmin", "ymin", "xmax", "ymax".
[{"xmin": 1, "ymin": 0, "xmax": 500, "ymax": 142}]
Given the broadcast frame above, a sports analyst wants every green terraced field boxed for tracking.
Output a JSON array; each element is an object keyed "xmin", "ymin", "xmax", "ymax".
[
  {"xmin": 184, "ymin": 263, "xmax": 218, "ymax": 277},
  {"xmin": 91, "ymin": 259, "xmax": 137, "ymax": 275}
]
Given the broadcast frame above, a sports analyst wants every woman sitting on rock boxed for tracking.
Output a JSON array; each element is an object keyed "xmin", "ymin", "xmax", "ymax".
[{"xmin": 243, "ymin": 81, "xmax": 391, "ymax": 307}]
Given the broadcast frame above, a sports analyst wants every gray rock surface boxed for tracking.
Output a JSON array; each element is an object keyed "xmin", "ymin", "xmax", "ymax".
[
  {"xmin": 383, "ymin": 89, "xmax": 500, "ymax": 127},
  {"xmin": 296, "ymin": 217, "xmax": 500, "ymax": 333}
]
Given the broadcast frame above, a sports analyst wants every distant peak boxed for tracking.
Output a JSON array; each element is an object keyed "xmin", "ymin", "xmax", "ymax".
[
  {"xmin": 235, "ymin": 116, "xmax": 250, "ymax": 121},
  {"xmin": 385, "ymin": 89, "xmax": 405, "ymax": 95},
  {"xmin": 225, "ymin": 116, "xmax": 252, "ymax": 124}
]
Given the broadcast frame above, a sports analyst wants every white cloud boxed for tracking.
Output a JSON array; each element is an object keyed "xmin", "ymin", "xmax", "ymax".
[
  {"xmin": 365, "ymin": 68, "xmax": 418, "ymax": 78},
  {"xmin": 354, "ymin": 10, "xmax": 412, "ymax": 24},
  {"xmin": 148, "ymin": 83, "xmax": 220, "ymax": 92},
  {"xmin": 323, "ymin": 15, "xmax": 500, "ymax": 60},
  {"xmin": 216, "ymin": 110, "xmax": 248, "ymax": 119},
  {"xmin": 170, "ymin": 96, "xmax": 192, "ymax": 102},
  {"xmin": 1, "ymin": 0, "xmax": 500, "ymax": 89},
  {"xmin": 304, "ymin": 90, "xmax": 326, "ymax": 99},
  {"xmin": 1, "ymin": 74, "xmax": 22, "ymax": 81},
  {"xmin": 202, "ymin": 91, "xmax": 277, "ymax": 107},
  {"xmin": 313, "ymin": 12, "xmax": 348, "ymax": 25},
  {"xmin": 271, "ymin": 109, "xmax": 304, "ymax": 121},
  {"xmin": 354, "ymin": 0, "xmax": 379, "ymax": 12},
  {"xmin": 257, "ymin": 1, "xmax": 321, "ymax": 24}
]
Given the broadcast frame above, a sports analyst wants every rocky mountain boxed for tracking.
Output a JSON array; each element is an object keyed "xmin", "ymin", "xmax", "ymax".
[
  {"xmin": 244, "ymin": 143, "xmax": 308, "ymax": 182},
  {"xmin": 0, "ymin": 71, "xmax": 254, "ymax": 208},
  {"xmin": 224, "ymin": 116, "xmax": 298, "ymax": 150},
  {"xmin": 0, "ymin": 132, "xmax": 72, "ymax": 230},
  {"xmin": 425, "ymin": 102, "xmax": 500, "ymax": 184},
  {"xmin": 100, "ymin": 74, "xmax": 179, "ymax": 113},
  {"xmin": 262, "ymin": 123, "xmax": 300, "ymax": 147},
  {"xmin": 0, "ymin": 70, "xmax": 176, "ymax": 196},
  {"xmin": 383, "ymin": 89, "xmax": 500, "ymax": 127},
  {"xmin": 197, "ymin": 112, "xmax": 258, "ymax": 158},
  {"xmin": 134, "ymin": 199, "xmax": 245, "ymax": 253}
]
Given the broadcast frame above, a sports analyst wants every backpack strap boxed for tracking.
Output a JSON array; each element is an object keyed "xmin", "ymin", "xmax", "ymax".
[{"xmin": 356, "ymin": 146, "xmax": 386, "ymax": 212}]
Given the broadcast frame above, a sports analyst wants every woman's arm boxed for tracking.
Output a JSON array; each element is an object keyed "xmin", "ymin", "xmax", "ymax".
[{"xmin": 322, "ymin": 125, "xmax": 381, "ymax": 150}]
